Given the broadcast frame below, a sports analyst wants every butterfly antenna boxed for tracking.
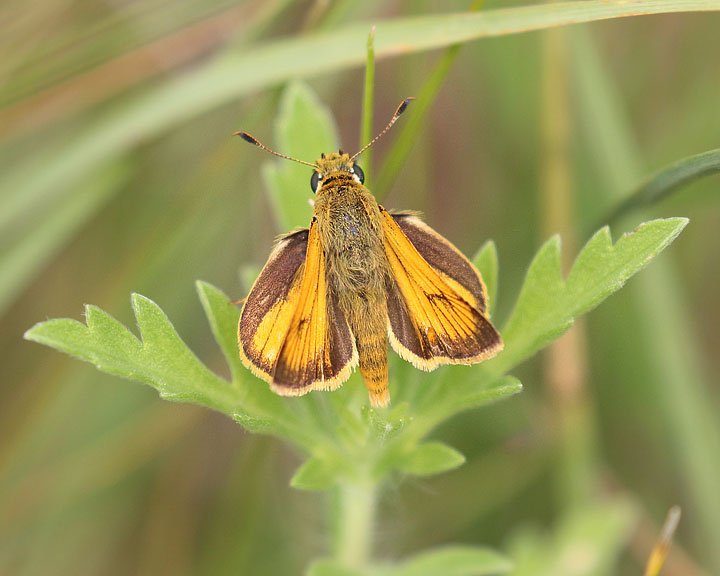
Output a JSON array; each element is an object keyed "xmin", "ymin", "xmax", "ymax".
[
  {"xmin": 234, "ymin": 131, "xmax": 319, "ymax": 169},
  {"xmin": 350, "ymin": 97, "xmax": 415, "ymax": 161}
]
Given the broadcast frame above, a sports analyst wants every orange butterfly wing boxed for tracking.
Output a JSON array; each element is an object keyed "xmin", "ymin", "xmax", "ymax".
[
  {"xmin": 238, "ymin": 220, "xmax": 357, "ymax": 397},
  {"xmin": 381, "ymin": 209, "xmax": 502, "ymax": 370}
]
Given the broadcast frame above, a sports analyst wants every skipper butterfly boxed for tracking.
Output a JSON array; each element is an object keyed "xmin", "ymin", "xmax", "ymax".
[{"xmin": 236, "ymin": 99, "xmax": 502, "ymax": 407}]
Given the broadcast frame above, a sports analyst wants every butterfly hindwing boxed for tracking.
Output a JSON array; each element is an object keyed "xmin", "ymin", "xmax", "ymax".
[
  {"xmin": 271, "ymin": 219, "xmax": 358, "ymax": 395},
  {"xmin": 381, "ymin": 208, "xmax": 502, "ymax": 370}
]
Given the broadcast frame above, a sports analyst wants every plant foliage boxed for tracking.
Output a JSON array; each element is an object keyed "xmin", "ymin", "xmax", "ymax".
[{"xmin": 24, "ymin": 83, "xmax": 688, "ymax": 575}]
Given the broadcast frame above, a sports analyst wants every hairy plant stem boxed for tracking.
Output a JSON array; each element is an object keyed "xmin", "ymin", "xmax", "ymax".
[{"xmin": 335, "ymin": 480, "xmax": 377, "ymax": 569}]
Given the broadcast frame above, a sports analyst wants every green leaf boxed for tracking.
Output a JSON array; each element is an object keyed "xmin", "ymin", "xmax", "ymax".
[
  {"xmin": 24, "ymin": 294, "xmax": 241, "ymax": 413},
  {"xmin": 262, "ymin": 81, "xmax": 339, "ymax": 231},
  {"xmin": 394, "ymin": 546, "xmax": 512, "ymax": 576},
  {"xmin": 196, "ymin": 280, "xmax": 244, "ymax": 384},
  {"xmin": 386, "ymin": 376, "xmax": 522, "ymax": 467},
  {"xmin": 407, "ymin": 218, "xmax": 686, "ymax": 433},
  {"xmin": 24, "ymin": 287, "xmax": 330, "ymax": 452},
  {"xmin": 395, "ymin": 442, "xmax": 466, "ymax": 476},
  {"xmin": 489, "ymin": 218, "xmax": 688, "ymax": 376},
  {"xmin": 473, "ymin": 240, "xmax": 499, "ymax": 317},
  {"xmin": 449, "ymin": 375, "xmax": 523, "ymax": 416}
]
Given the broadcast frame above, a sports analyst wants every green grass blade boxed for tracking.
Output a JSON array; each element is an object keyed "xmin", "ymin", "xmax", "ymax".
[
  {"xmin": 374, "ymin": 0, "xmax": 485, "ymax": 200},
  {"xmin": 604, "ymin": 147, "xmax": 720, "ymax": 225},
  {"xmin": 373, "ymin": 41, "xmax": 457, "ymax": 201},
  {"xmin": 4, "ymin": 1, "xmax": 718, "ymax": 274}
]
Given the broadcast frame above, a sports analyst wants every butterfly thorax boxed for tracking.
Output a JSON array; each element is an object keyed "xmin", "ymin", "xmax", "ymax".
[{"xmin": 313, "ymin": 154, "xmax": 388, "ymax": 295}]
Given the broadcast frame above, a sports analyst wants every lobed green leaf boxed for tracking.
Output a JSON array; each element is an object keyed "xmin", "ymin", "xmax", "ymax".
[
  {"xmin": 25, "ymin": 295, "xmax": 239, "ymax": 413},
  {"xmin": 488, "ymin": 217, "xmax": 688, "ymax": 376},
  {"xmin": 24, "ymin": 289, "xmax": 315, "ymax": 450}
]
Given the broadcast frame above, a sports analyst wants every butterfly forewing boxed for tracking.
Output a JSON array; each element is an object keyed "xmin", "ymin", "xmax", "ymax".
[{"xmin": 271, "ymin": 219, "xmax": 358, "ymax": 395}]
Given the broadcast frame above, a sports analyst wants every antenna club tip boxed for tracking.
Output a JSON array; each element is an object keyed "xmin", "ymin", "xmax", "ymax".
[
  {"xmin": 396, "ymin": 97, "xmax": 416, "ymax": 116},
  {"xmin": 234, "ymin": 131, "xmax": 259, "ymax": 146}
]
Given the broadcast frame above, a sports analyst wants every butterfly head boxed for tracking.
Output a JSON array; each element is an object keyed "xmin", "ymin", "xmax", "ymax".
[{"xmin": 311, "ymin": 152, "xmax": 365, "ymax": 193}]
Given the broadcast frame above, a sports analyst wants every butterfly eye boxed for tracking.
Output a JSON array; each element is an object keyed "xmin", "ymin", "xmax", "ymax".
[
  {"xmin": 310, "ymin": 171, "xmax": 321, "ymax": 193},
  {"xmin": 352, "ymin": 163, "xmax": 365, "ymax": 184}
]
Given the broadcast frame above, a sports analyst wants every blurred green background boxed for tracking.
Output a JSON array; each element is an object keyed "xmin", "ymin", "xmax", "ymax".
[{"xmin": 2, "ymin": 1, "xmax": 719, "ymax": 575}]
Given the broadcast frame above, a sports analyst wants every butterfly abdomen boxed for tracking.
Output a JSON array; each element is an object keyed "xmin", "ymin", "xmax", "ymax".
[
  {"xmin": 344, "ymin": 291, "xmax": 389, "ymax": 408},
  {"xmin": 357, "ymin": 331, "xmax": 389, "ymax": 408}
]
